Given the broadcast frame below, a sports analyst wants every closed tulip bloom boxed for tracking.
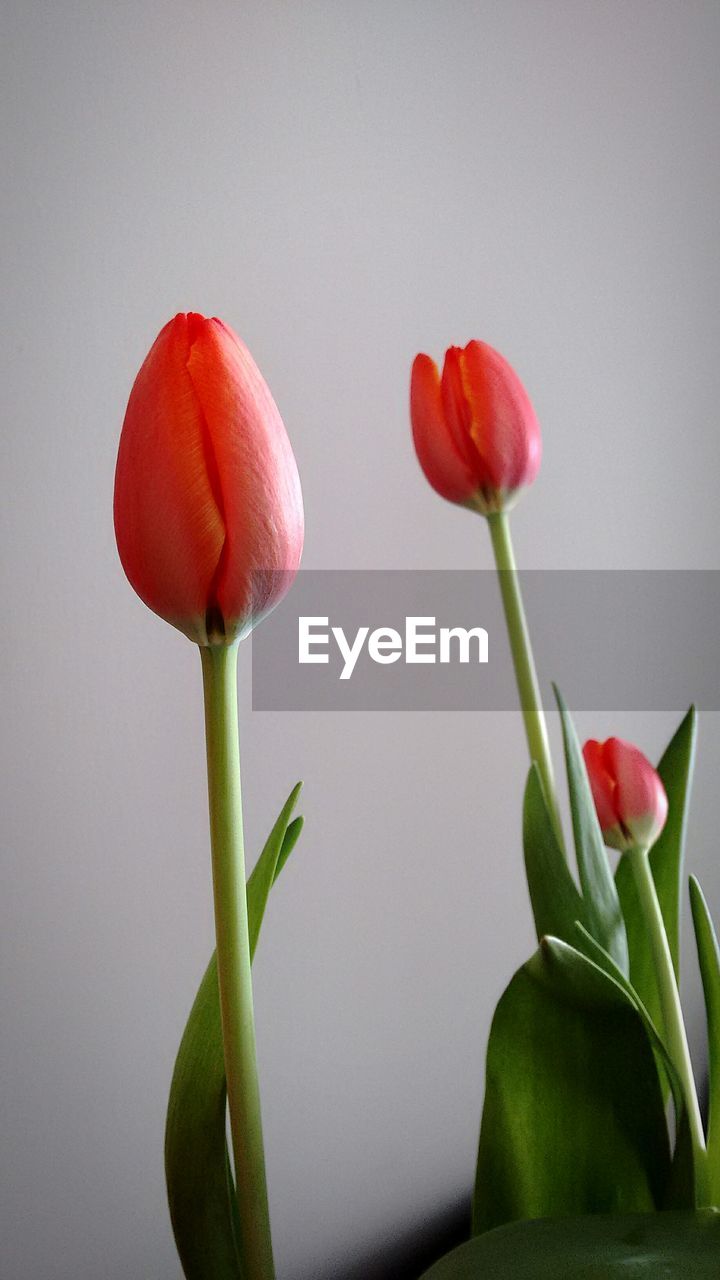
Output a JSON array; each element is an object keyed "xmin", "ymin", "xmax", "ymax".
[
  {"xmin": 114, "ymin": 313, "xmax": 304, "ymax": 645},
  {"xmin": 410, "ymin": 340, "xmax": 541, "ymax": 515},
  {"xmin": 583, "ymin": 737, "xmax": 668, "ymax": 853}
]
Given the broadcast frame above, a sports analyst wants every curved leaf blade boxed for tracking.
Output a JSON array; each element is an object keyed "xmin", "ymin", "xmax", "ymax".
[
  {"xmin": 164, "ymin": 954, "xmax": 240, "ymax": 1279},
  {"xmin": 472, "ymin": 937, "xmax": 670, "ymax": 1235},
  {"xmin": 554, "ymin": 686, "xmax": 628, "ymax": 973},
  {"xmin": 523, "ymin": 763, "xmax": 587, "ymax": 944},
  {"xmin": 690, "ymin": 875, "xmax": 720, "ymax": 1202},
  {"xmin": 247, "ymin": 783, "xmax": 303, "ymax": 960},
  {"xmin": 165, "ymin": 785, "xmax": 303, "ymax": 1280},
  {"xmin": 572, "ymin": 921, "xmax": 697, "ymax": 1208},
  {"xmin": 422, "ymin": 1209, "xmax": 720, "ymax": 1279},
  {"xmin": 573, "ymin": 923, "xmax": 685, "ymax": 1118}
]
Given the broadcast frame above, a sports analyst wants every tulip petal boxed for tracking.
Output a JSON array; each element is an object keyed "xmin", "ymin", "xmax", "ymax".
[
  {"xmin": 583, "ymin": 739, "xmax": 621, "ymax": 834},
  {"xmin": 439, "ymin": 346, "xmax": 478, "ymax": 470},
  {"xmin": 185, "ymin": 319, "xmax": 304, "ymax": 633},
  {"xmin": 410, "ymin": 353, "xmax": 478, "ymax": 504},
  {"xmin": 605, "ymin": 738, "xmax": 669, "ymax": 849},
  {"xmin": 459, "ymin": 340, "xmax": 542, "ymax": 495},
  {"xmin": 114, "ymin": 314, "xmax": 225, "ymax": 640}
]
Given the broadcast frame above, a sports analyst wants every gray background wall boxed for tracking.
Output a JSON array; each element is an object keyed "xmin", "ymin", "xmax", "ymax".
[{"xmin": 2, "ymin": 2, "xmax": 719, "ymax": 1277}]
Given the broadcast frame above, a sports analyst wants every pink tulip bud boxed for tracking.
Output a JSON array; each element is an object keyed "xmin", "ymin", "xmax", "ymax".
[
  {"xmin": 410, "ymin": 340, "xmax": 541, "ymax": 515},
  {"xmin": 114, "ymin": 313, "xmax": 304, "ymax": 646},
  {"xmin": 583, "ymin": 737, "xmax": 669, "ymax": 853}
]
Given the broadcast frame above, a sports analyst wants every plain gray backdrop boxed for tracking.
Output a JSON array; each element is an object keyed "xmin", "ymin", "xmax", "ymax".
[{"xmin": 2, "ymin": 2, "xmax": 720, "ymax": 1277}]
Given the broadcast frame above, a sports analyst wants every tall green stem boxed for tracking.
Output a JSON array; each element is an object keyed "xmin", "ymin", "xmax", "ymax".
[
  {"xmin": 627, "ymin": 845, "xmax": 707, "ymax": 1195},
  {"xmin": 487, "ymin": 511, "xmax": 563, "ymax": 850},
  {"xmin": 200, "ymin": 643, "xmax": 275, "ymax": 1280}
]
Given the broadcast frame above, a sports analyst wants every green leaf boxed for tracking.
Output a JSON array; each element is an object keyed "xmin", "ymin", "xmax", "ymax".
[
  {"xmin": 689, "ymin": 875, "xmax": 720, "ymax": 1203},
  {"xmin": 616, "ymin": 708, "xmax": 697, "ymax": 1038},
  {"xmin": 472, "ymin": 937, "xmax": 670, "ymax": 1235},
  {"xmin": 554, "ymin": 686, "xmax": 628, "ymax": 973},
  {"xmin": 165, "ymin": 785, "xmax": 303, "ymax": 1280},
  {"xmin": 572, "ymin": 921, "xmax": 697, "ymax": 1209},
  {"xmin": 422, "ymin": 1210, "xmax": 720, "ymax": 1279},
  {"xmin": 273, "ymin": 814, "xmax": 303, "ymax": 882},
  {"xmin": 573, "ymin": 925, "xmax": 681, "ymax": 1106},
  {"xmin": 247, "ymin": 783, "xmax": 303, "ymax": 961},
  {"xmin": 164, "ymin": 954, "xmax": 240, "ymax": 1279},
  {"xmin": 523, "ymin": 763, "xmax": 587, "ymax": 944}
]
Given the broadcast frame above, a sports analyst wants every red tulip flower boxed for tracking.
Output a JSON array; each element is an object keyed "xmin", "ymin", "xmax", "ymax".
[
  {"xmin": 410, "ymin": 340, "xmax": 541, "ymax": 515},
  {"xmin": 583, "ymin": 737, "xmax": 669, "ymax": 853},
  {"xmin": 114, "ymin": 313, "xmax": 304, "ymax": 645}
]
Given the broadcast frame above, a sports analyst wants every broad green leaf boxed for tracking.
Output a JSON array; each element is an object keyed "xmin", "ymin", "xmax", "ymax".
[
  {"xmin": 165, "ymin": 785, "xmax": 303, "ymax": 1280},
  {"xmin": 690, "ymin": 875, "xmax": 720, "ymax": 1202},
  {"xmin": 422, "ymin": 1209, "xmax": 720, "ymax": 1279},
  {"xmin": 472, "ymin": 937, "xmax": 670, "ymax": 1236},
  {"xmin": 523, "ymin": 763, "xmax": 587, "ymax": 944},
  {"xmin": 557, "ymin": 928, "xmax": 700, "ymax": 1210},
  {"xmin": 573, "ymin": 923, "xmax": 685, "ymax": 1119},
  {"xmin": 554, "ymin": 687, "xmax": 628, "ymax": 972},
  {"xmin": 573, "ymin": 922, "xmax": 697, "ymax": 1208},
  {"xmin": 616, "ymin": 708, "xmax": 697, "ymax": 1038}
]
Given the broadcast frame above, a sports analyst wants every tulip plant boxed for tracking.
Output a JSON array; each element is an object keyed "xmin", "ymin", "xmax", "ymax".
[
  {"xmin": 411, "ymin": 340, "xmax": 720, "ymax": 1277},
  {"xmin": 116, "ymin": 317, "xmax": 720, "ymax": 1279},
  {"xmin": 115, "ymin": 314, "xmax": 304, "ymax": 1280}
]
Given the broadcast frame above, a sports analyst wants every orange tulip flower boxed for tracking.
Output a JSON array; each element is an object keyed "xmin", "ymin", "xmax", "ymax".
[
  {"xmin": 583, "ymin": 737, "xmax": 668, "ymax": 852},
  {"xmin": 114, "ymin": 313, "xmax": 304, "ymax": 645},
  {"xmin": 410, "ymin": 340, "xmax": 541, "ymax": 515}
]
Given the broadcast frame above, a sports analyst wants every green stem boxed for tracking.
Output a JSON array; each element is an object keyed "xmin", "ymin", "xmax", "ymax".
[
  {"xmin": 200, "ymin": 643, "xmax": 275, "ymax": 1280},
  {"xmin": 627, "ymin": 845, "xmax": 707, "ymax": 1194},
  {"xmin": 487, "ymin": 511, "xmax": 564, "ymax": 851}
]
